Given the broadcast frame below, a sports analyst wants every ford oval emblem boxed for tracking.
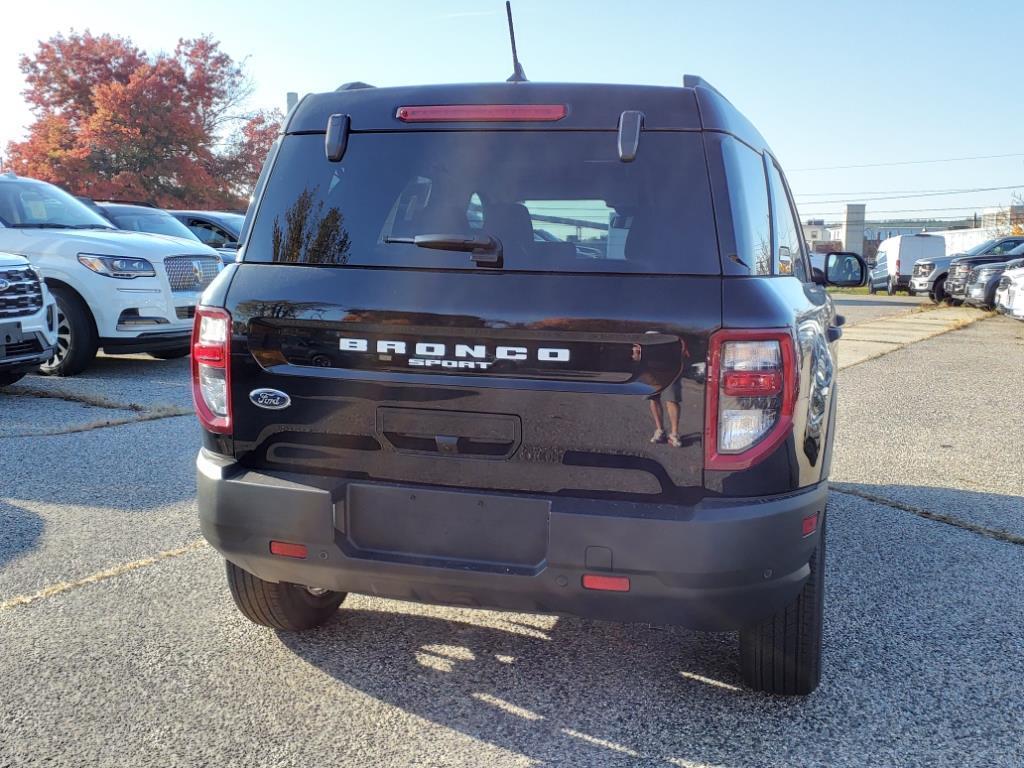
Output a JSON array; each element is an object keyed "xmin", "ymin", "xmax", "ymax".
[
  {"xmin": 0, "ymin": 279, "xmax": 10, "ymax": 292},
  {"xmin": 249, "ymin": 388, "xmax": 291, "ymax": 410}
]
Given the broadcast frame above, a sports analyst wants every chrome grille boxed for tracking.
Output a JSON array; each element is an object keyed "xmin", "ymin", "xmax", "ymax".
[
  {"xmin": 913, "ymin": 262, "xmax": 932, "ymax": 277},
  {"xmin": 164, "ymin": 256, "xmax": 221, "ymax": 293},
  {"xmin": 951, "ymin": 263, "xmax": 971, "ymax": 278},
  {"xmin": 0, "ymin": 267, "xmax": 44, "ymax": 319},
  {"xmin": 999, "ymin": 276, "xmax": 1011, "ymax": 290}
]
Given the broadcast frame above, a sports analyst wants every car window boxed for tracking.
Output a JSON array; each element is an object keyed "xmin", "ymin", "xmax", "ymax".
[
  {"xmin": 766, "ymin": 160, "xmax": 808, "ymax": 280},
  {"xmin": 110, "ymin": 211, "xmax": 200, "ymax": 241},
  {"xmin": 244, "ymin": 131, "xmax": 720, "ymax": 275},
  {"xmin": 989, "ymin": 239, "xmax": 1024, "ymax": 255},
  {"xmin": 720, "ymin": 137, "xmax": 771, "ymax": 275},
  {"xmin": 0, "ymin": 180, "xmax": 113, "ymax": 229},
  {"xmin": 188, "ymin": 220, "xmax": 230, "ymax": 247},
  {"xmin": 875, "ymin": 252, "xmax": 887, "ymax": 267}
]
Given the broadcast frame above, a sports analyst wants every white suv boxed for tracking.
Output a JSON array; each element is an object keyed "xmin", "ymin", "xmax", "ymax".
[
  {"xmin": 0, "ymin": 251, "xmax": 58, "ymax": 387},
  {"xmin": 0, "ymin": 173, "xmax": 222, "ymax": 375}
]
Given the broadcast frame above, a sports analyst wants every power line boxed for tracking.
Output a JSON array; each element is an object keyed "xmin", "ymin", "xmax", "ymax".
[
  {"xmin": 791, "ymin": 183, "xmax": 1024, "ymax": 203},
  {"xmin": 797, "ymin": 205, "xmax": 1009, "ymax": 214},
  {"xmin": 795, "ymin": 187, "xmax": 1016, "ymax": 198},
  {"xmin": 789, "ymin": 152, "xmax": 1024, "ymax": 172}
]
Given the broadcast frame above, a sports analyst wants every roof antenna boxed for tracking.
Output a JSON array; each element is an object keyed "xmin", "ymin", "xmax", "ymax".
[{"xmin": 505, "ymin": 1, "xmax": 527, "ymax": 82}]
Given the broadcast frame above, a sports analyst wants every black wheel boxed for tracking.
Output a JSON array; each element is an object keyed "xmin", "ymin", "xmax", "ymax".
[
  {"xmin": 867, "ymin": 279, "xmax": 876, "ymax": 295},
  {"xmin": 38, "ymin": 285, "xmax": 97, "ymax": 377},
  {"xmin": 0, "ymin": 371, "xmax": 26, "ymax": 388},
  {"xmin": 148, "ymin": 348, "xmax": 190, "ymax": 360},
  {"xmin": 886, "ymin": 277, "xmax": 896, "ymax": 296},
  {"xmin": 907, "ymin": 288, "xmax": 916, "ymax": 297},
  {"xmin": 949, "ymin": 298, "xmax": 963, "ymax": 307},
  {"xmin": 739, "ymin": 514, "xmax": 825, "ymax": 696},
  {"xmin": 931, "ymin": 277, "xmax": 946, "ymax": 304},
  {"xmin": 225, "ymin": 559, "xmax": 347, "ymax": 630}
]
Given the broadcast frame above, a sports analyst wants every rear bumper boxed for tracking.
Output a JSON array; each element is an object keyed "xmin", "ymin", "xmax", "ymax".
[
  {"xmin": 197, "ymin": 451, "xmax": 828, "ymax": 631},
  {"xmin": 99, "ymin": 330, "xmax": 191, "ymax": 354}
]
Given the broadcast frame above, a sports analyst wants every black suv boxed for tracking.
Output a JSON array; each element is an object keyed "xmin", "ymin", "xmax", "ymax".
[
  {"xmin": 946, "ymin": 237, "xmax": 1024, "ymax": 304},
  {"xmin": 193, "ymin": 77, "xmax": 865, "ymax": 696}
]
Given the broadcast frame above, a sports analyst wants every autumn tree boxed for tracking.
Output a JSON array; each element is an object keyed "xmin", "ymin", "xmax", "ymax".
[{"xmin": 4, "ymin": 31, "xmax": 280, "ymax": 208}]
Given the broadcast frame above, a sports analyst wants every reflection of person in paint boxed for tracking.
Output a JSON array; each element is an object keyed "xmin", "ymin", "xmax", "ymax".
[{"xmin": 634, "ymin": 339, "xmax": 685, "ymax": 448}]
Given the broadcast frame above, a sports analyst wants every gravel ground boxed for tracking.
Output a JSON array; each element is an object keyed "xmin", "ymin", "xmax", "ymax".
[
  {"xmin": 831, "ymin": 293, "xmax": 930, "ymax": 326},
  {"xmin": 1, "ymin": 313, "xmax": 1022, "ymax": 767},
  {"xmin": 0, "ymin": 392, "xmax": 130, "ymax": 437},
  {"xmin": 10, "ymin": 353, "xmax": 192, "ymax": 411},
  {"xmin": 833, "ymin": 316, "xmax": 1024, "ymax": 537}
]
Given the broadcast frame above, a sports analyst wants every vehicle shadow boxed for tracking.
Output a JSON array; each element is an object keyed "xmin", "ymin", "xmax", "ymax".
[
  {"xmin": 0, "ymin": 499, "xmax": 44, "ymax": 570},
  {"xmin": 275, "ymin": 484, "xmax": 1024, "ymax": 766},
  {"xmin": 278, "ymin": 607, "xmax": 752, "ymax": 766}
]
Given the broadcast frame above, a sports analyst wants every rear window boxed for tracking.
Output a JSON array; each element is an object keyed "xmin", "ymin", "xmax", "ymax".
[{"xmin": 244, "ymin": 131, "xmax": 719, "ymax": 274}]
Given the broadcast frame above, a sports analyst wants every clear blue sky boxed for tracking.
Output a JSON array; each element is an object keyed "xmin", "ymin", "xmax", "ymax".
[{"xmin": 3, "ymin": 0, "xmax": 1023, "ymax": 223}]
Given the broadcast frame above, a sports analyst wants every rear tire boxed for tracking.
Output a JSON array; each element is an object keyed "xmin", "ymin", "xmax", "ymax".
[
  {"xmin": 225, "ymin": 559, "xmax": 347, "ymax": 630},
  {"xmin": 38, "ymin": 285, "xmax": 97, "ymax": 377},
  {"xmin": 867, "ymin": 280, "xmax": 876, "ymax": 295},
  {"xmin": 0, "ymin": 372, "xmax": 26, "ymax": 388},
  {"xmin": 886, "ymin": 277, "xmax": 896, "ymax": 296},
  {"xmin": 739, "ymin": 515, "xmax": 825, "ymax": 696},
  {"xmin": 148, "ymin": 348, "xmax": 190, "ymax": 360}
]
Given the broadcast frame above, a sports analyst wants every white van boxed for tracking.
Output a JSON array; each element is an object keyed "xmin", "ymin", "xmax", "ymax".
[{"xmin": 867, "ymin": 234, "xmax": 945, "ymax": 295}]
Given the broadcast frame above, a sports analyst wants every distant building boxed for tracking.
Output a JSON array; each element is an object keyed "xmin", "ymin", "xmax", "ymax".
[
  {"xmin": 802, "ymin": 219, "xmax": 830, "ymax": 250},
  {"xmin": 981, "ymin": 205, "xmax": 1024, "ymax": 231}
]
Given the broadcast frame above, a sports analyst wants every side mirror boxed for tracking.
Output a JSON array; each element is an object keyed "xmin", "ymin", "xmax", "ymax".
[{"xmin": 822, "ymin": 251, "xmax": 867, "ymax": 287}]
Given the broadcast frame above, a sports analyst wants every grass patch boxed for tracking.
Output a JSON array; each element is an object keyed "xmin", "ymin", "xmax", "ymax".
[{"xmin": 826, "ymin": 286, "xmax": 870, "ymax": 295}]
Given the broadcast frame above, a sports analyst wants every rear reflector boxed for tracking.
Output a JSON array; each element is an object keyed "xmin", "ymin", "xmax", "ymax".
[
  {"xmin": 270, "ymin": 541, "xmax": 308, "ymax": 559},
  {"xmin": 722, "ymin": 370, "xmax": 782, "ymax": 397},
  {"xmin": 395, "ymin": 104, "xmax": 567, "ymax": 123},
  {"xmin": 802, "ymin": 513, "xmax": 819, "ymax": 537},
  {"xmin": 582, "ymin": 574, "xmax": 630, "ymax": 592}
]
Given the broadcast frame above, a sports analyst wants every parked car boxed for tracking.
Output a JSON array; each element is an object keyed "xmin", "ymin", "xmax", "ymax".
[
  {"xmin": 0, "ymin": 251, "xmax": 58, "ymax": 387},
  {"xmin": 0, "ymin": 172, "xmax": 223, "ymax": 375},
  {"xmin": 170, "ymin": 210, "xmax": 244, "ymax": 263},
  {"xmin": 965, "ymin": 251, "xmax": 1024, "ymax": 310},
  {"xmin": 866, "ymin": 234, "xmax": 944, "ymax": 295},
  {"xmin": 192, "ymin": 77, "xmax": 866, "ymax": 696},
  {"xmin": 996, "ymin": 255, "xmax": 1024, "ymax": 317},
  {"xmin": 944, "ymin": 236, "xmax": 1024, "ymax": 305},
  {"xmin": 95, "ymin": 202, "xmax": 204, "ymax": 241}
]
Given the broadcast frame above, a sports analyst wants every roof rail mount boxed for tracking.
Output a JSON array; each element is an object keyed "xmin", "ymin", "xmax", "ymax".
[
  {"xmin": 336, "ymin": 82, "xmax": 375, "ymax": 91},
  {"xmin": 683, "ymin": 74, "xmax": 732, "ymax": 104}
]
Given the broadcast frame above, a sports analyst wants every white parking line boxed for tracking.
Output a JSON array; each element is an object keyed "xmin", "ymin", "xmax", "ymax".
[{"xmin": 0, "ymin": 540, "xmax": 208, "ymax": 611}]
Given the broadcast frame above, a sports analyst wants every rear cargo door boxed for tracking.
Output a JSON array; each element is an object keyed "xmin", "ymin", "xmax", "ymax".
[{"xmin": 227, "ymin": 128, "xmax": 722, "ymax": 502}]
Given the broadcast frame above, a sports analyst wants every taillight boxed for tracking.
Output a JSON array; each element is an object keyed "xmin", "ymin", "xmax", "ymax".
[
  {"xmin": 191, "ymin": 306, "xmax": 232, "ymax": 434},
  {"xmin": 395, "ymin": 104, "xmax": 567, "ymax": 122},
  {"xmin": 705, "ymin": 329, "xmax": 796, "ymax": 471},
  {"xmin": 895, "ymin": 258, "xmax": 900, "ymax": 274}
]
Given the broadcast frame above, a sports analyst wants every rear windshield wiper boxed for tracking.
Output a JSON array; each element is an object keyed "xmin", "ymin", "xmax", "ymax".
[{"xmin": 384, "ymin": 233, "xmax": 503, "ymax": 267}]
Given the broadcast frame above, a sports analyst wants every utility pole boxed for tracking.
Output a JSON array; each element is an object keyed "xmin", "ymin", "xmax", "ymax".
[{"xmin": 286, "ymin": 92, "xmax": 298, "ymax": 113}]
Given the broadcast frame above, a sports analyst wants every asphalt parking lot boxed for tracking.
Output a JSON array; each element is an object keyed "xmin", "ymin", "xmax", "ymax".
[{"xmin": 1, "ymin": 299, "xmax": 1022, "ymax": 767}]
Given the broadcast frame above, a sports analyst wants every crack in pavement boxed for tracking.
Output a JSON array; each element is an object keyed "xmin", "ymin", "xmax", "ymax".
[
  {"xmin": 831, "ymin": 484, "xmax": 1024, "ymax": 546},
  {"xmin": 0, "ymin": 540, "xmax": 209, "ymax": 612},
  {"xmin": 0, "ymin": 408, "xmax": 192, "ymax": 439},
  {"xmin": 8, "ymin": 385, "xmax": 147, "ymax": 412},
  {"xmin": 3, "ymin": 385, "xmax": 192, "ymax": 438}
]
